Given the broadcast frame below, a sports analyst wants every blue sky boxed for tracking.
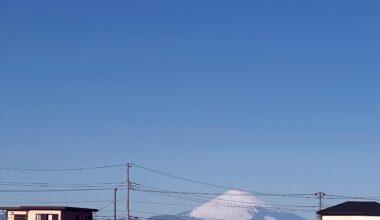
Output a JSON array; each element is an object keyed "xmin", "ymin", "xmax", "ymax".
[{"xmin": 1, "ymin": 1, "xmax": 380, "ymax": 219}]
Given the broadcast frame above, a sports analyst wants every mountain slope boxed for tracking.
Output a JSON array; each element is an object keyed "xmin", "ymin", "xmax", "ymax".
[
  {"xmin": 189, "ymin": 189, "xmax": 266, "ymax": 220},
  {"xmin": 147, "ymin": 215, "xmax": 194, "ymax": 220},
  {"xmin": 148, "ymin": 190, "xmax": 307, "ymax": 220}
]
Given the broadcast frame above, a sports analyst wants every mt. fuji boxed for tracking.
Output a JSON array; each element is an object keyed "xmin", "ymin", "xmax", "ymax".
[{"xmin": 147, "ymin": 190, "xmax": 307, "ymax": 220}]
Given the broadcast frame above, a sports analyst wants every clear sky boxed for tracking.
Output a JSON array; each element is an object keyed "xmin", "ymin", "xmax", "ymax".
[{"xmin": 1, "ymin": 1, "xmax": 380, "ymax": 220}]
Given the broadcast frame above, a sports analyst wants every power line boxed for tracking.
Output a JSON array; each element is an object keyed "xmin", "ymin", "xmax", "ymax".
[
  {"xmin": 131, "ymin": 163, "xmax": 232, "ymax": 190},
  {"xmin": 7, "ymin": 162, "xmax": 373, "ymax": 217},
  {"xmin": 135, "ymin": 190, "xmax": 316, "ymax": 212},
  {"xmin": 130, "ymin": 210, "xmax": 166, "ymax": 216},
  {"xmin": 98, "ymin": 201, "xmax": 115, "ymax": 211},
  {"xmin": 0, "ymin": 163, "xmax": 125, "ymax": 172},
  {"xmin": 325, "ymin": 194, "xmax": 380, "ymax": 201},
  {"xmin": 131, "ymin": 201, "xmax": 203, "ymax": 207},
  {"xmin": 0, "ymin": 187, "xmax": 116, "ymax": 193},
  {"xmin": 131, "ymin": 184, "xmax": 316, "ymax": 212},
  {"xmin": 131, "ymin": 163, "xmax": 313, "ymax": 198},
  {"xmin": 0, "ymin": 197, "xmax": 115, "ymax": 203},
  {"xmin": 131, "ymin": 200, "xmax": 316, "ymax": 209},
  {"xmin": 0, "ymin": 181, "xmax": 125, "ymax": 188},
  {"xmin": 131, "ymin": 183, "xmax": 310, "ymax": 208},
  {"xmin": 0, "ymin": 181, "xmax": 124, "ymax": 185},
  {"xmin": 97, "ymin": 211, "xmax": 127, "ymax": 213},
  {"xmin": 132, "ymin": 182, "xmax": 313, "ymax": 199}
]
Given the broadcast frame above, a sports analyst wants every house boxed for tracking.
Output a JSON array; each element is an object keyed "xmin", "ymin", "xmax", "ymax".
[
  {"xmin": 317, "ymin": 201, "xmax": 380, "ymax": 220},
  {"xmin": 0, "ymin": 206, "xmax": 98, "ymax": 220}
]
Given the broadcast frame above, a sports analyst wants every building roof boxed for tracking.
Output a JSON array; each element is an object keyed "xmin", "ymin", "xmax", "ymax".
[
  {"xmin": 0, "ymin": 206, "xmax": 98, "ymax": 212},
  {"xmin": 317, "ymin": 201, "xmax": 380, "ymax": 216}
]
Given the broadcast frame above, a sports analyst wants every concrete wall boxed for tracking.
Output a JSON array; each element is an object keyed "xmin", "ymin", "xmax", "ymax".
[{"xmin": 323, "ymin": 216, "xmax": 380, "ymax": 220}]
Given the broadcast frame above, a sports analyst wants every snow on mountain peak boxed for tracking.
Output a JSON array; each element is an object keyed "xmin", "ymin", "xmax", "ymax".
[
  {"xmin": 218, "ymin": 190, "xmax": 266, "ymax": 206},
  {"xmin": 188, "ymin": 190, "xmax": 268, "ymax": 220}
]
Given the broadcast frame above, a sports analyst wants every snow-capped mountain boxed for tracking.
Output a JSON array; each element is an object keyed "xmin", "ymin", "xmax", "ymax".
[
  {"xmin": 147, "ymin": 190, "xmax": 307, "ymax": 220},
  {"xmin": 189, "ymin": 189, "xmax": 267, "ymax": 220}
]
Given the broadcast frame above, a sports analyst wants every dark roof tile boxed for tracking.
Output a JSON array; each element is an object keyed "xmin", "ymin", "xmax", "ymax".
[
  {"xmin": 0, "ymin": 206, "xmax": 97, "ymax": 212},
  {"xmin": 317, "ymin": 201, "xmax": 380, "ymax": 216}
]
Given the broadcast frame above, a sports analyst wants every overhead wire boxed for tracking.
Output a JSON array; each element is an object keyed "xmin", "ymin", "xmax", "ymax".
[
  {"xmin": 131, "ymin": 163, "xmax": 314, "ymax": 198},
  {"xmin": 0, "ymin": 181, "xmax": 125, "ymax": 189},
  {"xmin": 131, "ymin": 183, "xmax": 316, "ymax": 213},
  {"xmin": 0, "ymin": 196, "xmax": 115, "ymax": 204},
  {"xmin": 0, "ymin": 163, "xmax": 125, "ymax": 172},
  {"xmin": 6, "ymin": 162, "xmax": 379, "ymax": 217},
  {"xmin": 0, "ymin": 181, "xmax": 124, "ymax": 186},
  {"xmin": 133, "ymin": 182, "xmax": 314, "ymax": 199},
  {"xmin": 135, "ymin": 190, "xmax": 316, "ymax": 213},
  {"xmin": 324, "ymin": 194, "xmax": 380, "ymax": 201},
  {"xmin": 0, "ymin": 187, "xmax": 117, "ymax": 193}
]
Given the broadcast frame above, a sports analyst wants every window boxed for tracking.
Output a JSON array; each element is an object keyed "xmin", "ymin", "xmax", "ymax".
[
  {"xmin": 36, "ymin": 214, "xmax": 58, "ymax": 220},
  {"xmin": 15, "ymin": 215, "xmax": 27, "ymax": 220}
]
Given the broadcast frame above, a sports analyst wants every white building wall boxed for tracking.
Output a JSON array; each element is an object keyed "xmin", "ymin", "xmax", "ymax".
[
  {"xmin": 7, "ymin": 211, "xmax": 27, "ymax": 220},
  {"xmin": 27, "ymin": 210, "xmax": 61, "ymax": 220},
  {"xmin": 323, "ymin": 216, "xmax": 380, "ymax": 220}
]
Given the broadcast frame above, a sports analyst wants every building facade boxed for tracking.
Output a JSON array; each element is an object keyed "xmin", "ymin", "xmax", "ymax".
[
  {"xmin": 0, "ymin": 206, "xmax": 98, "ymax": 220},
  {"xmin": 317, "ymin": 201, "xmax": 380, "ymax": 220}
]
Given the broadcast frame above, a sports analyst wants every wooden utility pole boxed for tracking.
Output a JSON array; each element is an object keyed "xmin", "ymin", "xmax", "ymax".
[
  {"xmin": 126, "ymin": 163, "xmax": 131, "ymax": 220},
  {"xmin": 114, "ymin": 188, "xmax": 117, "ymax": 220},
  {"xmin": 315, "ymin": 192, "xmax": 325, "ymax": 220}
]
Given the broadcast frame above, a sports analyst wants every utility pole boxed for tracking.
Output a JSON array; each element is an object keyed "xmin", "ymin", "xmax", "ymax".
[
  {"xmin": 315, "ymin": 192, "xmax": 325, "ymax": 220},
  {"xmin": 126, "ymin": 163, "xmax": 131, "ymax": 220},
  {"xmin": 114, "ymin": 188, "xmax": 117, "ymax": 220}
]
